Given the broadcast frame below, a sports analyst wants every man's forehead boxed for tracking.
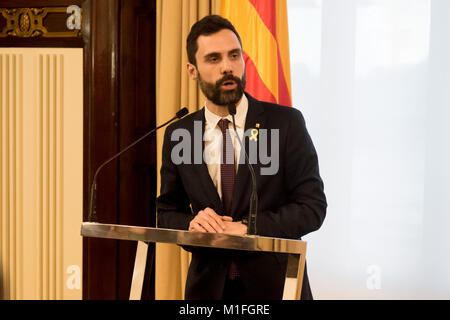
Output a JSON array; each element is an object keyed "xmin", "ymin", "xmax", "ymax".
[{"xmin": 196, "ymin": 29, "xmax": 242, "ymax": 56}]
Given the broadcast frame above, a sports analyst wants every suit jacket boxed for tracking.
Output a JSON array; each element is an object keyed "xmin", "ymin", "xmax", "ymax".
[{"xmin": 156, "ymin": 93, "xmax": 327, "ymax": 300}]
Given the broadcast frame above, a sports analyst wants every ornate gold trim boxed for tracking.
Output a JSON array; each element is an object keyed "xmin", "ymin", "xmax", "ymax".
[{"xmin": 0, "ymin": 7, "xmax": 82, "ymax": 38}]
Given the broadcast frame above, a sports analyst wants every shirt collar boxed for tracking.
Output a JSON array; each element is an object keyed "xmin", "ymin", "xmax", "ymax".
[{"xmin": 204, "ymin": 94, "xmax": 248, "ymax": 129}]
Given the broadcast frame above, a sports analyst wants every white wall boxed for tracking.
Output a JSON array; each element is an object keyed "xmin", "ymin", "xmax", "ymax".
[{"xmin": 288, "ymin": 0, "xmax": 450, "ymax": 299}]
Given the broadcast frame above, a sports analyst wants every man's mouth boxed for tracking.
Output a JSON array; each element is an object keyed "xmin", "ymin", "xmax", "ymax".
[{"xmin": 221, "ymin": 80, "xmax": 237, "ymax": 90}]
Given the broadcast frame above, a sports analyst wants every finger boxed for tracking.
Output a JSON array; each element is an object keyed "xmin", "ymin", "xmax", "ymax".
[
  {"xmin": 203, "ymin": 207, "xmax": 219, "ymax": 218},
  {"xmin": 204, "ymin": 208, "xmax": 227, "ymax": 230},
  {"xmin": 221, "ymin": 216, "xmax": 233, "ymax": 221},
  {"xmin": 190, "ymin": 221, "xmax": 207, "ymax": 233},
  {"xmin": 203, "ymin": 208, "xmax": 226, "ymax": 230},
  {"xmin": 197, "ymin": 216, "xmax": 221, "ymax": 233},
  {"xmin": 222, "ymin": 222, "xmax": 247, "ymax": 236},
  {"xmin": 190, "ymin": 214, "xmax": 207, "ymax": 231},
  {"xmin": 194, "ymin": 210, "xmax": 223, "ymax": 233}
]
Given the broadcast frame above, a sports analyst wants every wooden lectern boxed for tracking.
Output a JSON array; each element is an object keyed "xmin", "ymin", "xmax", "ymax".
[{"xmin": 81, "ymin": 222, "xmax": 307, "ymax": 300}]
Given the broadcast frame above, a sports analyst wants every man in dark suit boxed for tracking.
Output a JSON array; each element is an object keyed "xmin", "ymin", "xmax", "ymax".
[{"xmin": 156, "ymin": 15, "xmax": 327, "ymax": 300}]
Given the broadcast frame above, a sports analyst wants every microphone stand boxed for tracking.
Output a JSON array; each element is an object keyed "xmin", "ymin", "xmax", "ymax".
[
  {"xmin": 228, "ymin": 104, "xmax": 258, "ymax": 235},
  {"xmin": 88, "ymin": 108, "xmax": 189, "ymax": 222}
]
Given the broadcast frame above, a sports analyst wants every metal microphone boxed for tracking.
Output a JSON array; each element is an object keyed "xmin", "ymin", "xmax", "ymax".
[
  {"xmin": 228, "ymin": 103, "xmax": 258, "ymax": 235},
  {"xmin": 88, "ymin": 107, "xmax": 189, "ymax": 222}
]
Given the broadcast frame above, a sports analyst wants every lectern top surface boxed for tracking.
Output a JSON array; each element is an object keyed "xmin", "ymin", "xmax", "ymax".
[{"xmin": 81, "ymin": 222, "xmax": 306, "ymax": 255}]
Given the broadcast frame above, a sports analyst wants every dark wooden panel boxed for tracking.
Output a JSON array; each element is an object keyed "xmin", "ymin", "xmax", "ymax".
[
  {"xmin": 83, "ymin": 0, "xmax": 120, "ymax": 299},
  {"xmin": 116, "ymin": 0, "xmax": 156, "ymax": 300},
  {"xmin": 82, "ymin": 0, "xmax": 121, "ymax": 300},
  {"xmin": 83, "ymin": 0, "xmax": 156, "ymax": 300}
]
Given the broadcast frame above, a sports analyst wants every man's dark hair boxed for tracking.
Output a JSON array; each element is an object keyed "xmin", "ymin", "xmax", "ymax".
[{"xmin": 186, "ymin": 15, "xmax": 242, "ymax": 66}]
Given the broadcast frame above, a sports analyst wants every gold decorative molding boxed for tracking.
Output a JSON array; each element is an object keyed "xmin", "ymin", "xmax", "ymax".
[{"xmin": 0, "ymin": 6, "xmax": 82, "ymax": 38}]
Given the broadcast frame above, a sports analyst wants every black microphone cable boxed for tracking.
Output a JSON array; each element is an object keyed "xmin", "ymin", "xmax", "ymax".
[{"xmin": 227, "ymin": 103, "xmax": 258, "ymax": 235}]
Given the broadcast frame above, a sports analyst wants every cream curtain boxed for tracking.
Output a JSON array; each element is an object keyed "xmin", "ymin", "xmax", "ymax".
[{"xmin": 155, "ymin": 0, "xmax": 221, "ymax": 300}]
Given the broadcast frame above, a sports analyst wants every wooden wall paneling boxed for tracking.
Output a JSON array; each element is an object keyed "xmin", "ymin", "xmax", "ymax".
[
  {"xmin": 82, "ymin": 0, "xmax": 157, "ymax": 299},
  {"xmin": 116, "ymin": 0, "xmax": 156, "ymax": 300},
  {"xmin": 82, "ymin": 0, "xmax": 120, "ymax": 300}
]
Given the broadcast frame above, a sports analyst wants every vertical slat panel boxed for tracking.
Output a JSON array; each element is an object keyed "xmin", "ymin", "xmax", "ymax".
[
  {"xmin": 62, "ymin": 49, "xmax": 82, "ymax": 300},
  {"xmin": 1, "ymin": 54, "xmax": 11, "ymax": 300},
  {"xmin": 9, "ymin": 54, "xmax": 17, "ymax": 300},
  {"xmin": 0, "ymin": 48, "xmax": 82, "ymax": 300},
  {"xmin": 50, "ymin": 54, "xmax": 57, "ymax": 300},
  {"xmin": 0, "ymin": 54, "xmax": 4, "ymax": 300},
  {"xmin": 0, "ymin": 54, "xmax": 3, "ymax": 300},
  {"xmin": 43, "ymin": 54, "xmax": 50, "ymax": 300},
  {"xmin": 48, "ymin": 54, "xmax": 54, "ymax": 299},
  {"xmin": 37, "ymin": 54, "xmax": 43, "ymax": 299},
  {"xmin": 56, "ymin": 54, "xmax": 64, "ymax": 299},
  {"xmin": 54, "ymin": 54, "xmax": 59, "ymax": 299},
  {"xmin": 16, "ymin": 54, "xmax": 24, "ymax": 300},
  {"xmin": 22, "ymin": 51, "xmax": 38, "ymax": 299}
]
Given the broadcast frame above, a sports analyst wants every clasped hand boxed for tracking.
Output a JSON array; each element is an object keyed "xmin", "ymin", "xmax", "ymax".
[{"xmin": 188, "ymin": 207, "xmax": 247, "ymax": 236}]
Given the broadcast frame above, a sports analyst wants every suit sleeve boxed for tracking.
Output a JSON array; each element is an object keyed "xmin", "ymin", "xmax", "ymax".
[
  {"xmin": 256, "ymin": 109, "xmax": 327, "ymax": 239},
  {"xmin": 156, "ymin": 125, "xmax": 194, "ymax": 230}
]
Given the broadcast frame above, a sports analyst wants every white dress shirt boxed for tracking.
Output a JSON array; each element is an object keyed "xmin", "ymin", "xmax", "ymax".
[{"xmin": 203, "ymin": 95, "xmax": 248, "ymax": 200}]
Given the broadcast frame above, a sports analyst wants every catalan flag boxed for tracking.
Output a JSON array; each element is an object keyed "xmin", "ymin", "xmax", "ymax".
[{"xmin": 221, "ymin": 0, "xmax": 292, "ymax": 106}]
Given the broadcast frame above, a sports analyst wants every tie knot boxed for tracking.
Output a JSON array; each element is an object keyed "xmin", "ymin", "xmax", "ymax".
[{"xmin": 218, "ymin": 119, "xmax": 230, "ymax": 133}]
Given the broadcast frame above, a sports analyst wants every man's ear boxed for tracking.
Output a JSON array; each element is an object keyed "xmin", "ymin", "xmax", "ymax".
[{"xmin": 187, "ymin": 63, "xmax": 198, "ymax": 80}]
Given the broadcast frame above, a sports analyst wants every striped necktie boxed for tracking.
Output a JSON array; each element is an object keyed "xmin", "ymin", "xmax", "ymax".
[
  {"xmin": 217, "ymin": 119, "xmax": 235, "ymax": 216},
  {"xmin": 218, "ymin": 119, "xmax": 240, "ymax": 280}
]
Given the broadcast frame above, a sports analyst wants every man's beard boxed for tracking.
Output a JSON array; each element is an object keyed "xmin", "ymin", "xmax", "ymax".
[{"xmin": 198, "ymin": 71, "xmax": 246, "ymax": 106}]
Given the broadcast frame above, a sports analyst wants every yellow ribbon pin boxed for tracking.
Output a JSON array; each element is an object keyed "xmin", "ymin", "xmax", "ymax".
[{"xmin": 250, "ymin": 128, "xmax": 259, "ymax": 142}]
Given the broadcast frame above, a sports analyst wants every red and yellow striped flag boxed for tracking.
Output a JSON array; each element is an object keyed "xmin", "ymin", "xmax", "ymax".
[{"xmin": 221, "ymin": 0, "xmax": 292, "ymax": 106}]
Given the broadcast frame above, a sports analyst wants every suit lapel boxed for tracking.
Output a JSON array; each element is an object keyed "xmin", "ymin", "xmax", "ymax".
[{"xmin": 231, "ymin": 94, "xmax": 266, "ymax": 219}]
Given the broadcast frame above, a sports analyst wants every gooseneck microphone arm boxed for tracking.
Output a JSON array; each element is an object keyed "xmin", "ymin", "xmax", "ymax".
[
  {"xmin": 88, "ymin": 107, "xmax": 189, "ymax": 222},
  {"xmin": 228, "ymin": 103, "xmax": 258, "ymax": 235}
]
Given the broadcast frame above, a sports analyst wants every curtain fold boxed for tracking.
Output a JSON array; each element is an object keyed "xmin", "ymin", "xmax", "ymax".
[{"xmin": 155, "ymin": 0, "xmax": 221, "ymax": 300}]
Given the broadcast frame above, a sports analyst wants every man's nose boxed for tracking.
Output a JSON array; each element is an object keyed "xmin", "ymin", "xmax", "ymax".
[{"xmin": 220, "ymin": 58, "xmax": 233, "ymax": 74}]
